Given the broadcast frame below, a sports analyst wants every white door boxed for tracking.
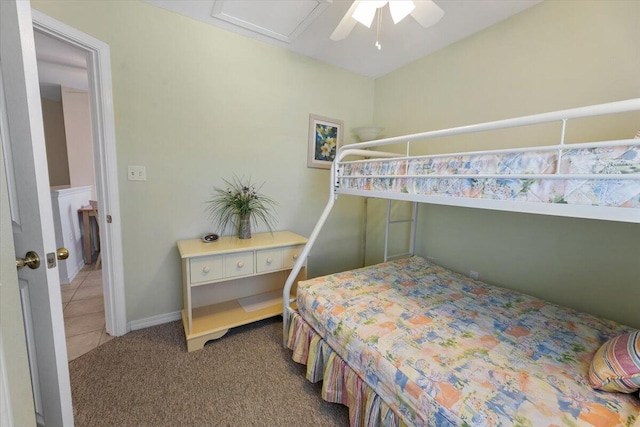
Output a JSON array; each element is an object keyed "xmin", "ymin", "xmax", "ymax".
[{"xmin": 1, "ymin": 1, "xmax": 73, "ymax": 426}]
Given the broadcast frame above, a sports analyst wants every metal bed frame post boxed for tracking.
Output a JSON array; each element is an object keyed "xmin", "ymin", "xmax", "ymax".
[
  {"xmin": 383, "ymin": 201, "xmax": 418, "ymax": 262},
  {"xmin": 383, "ymin": 201, "xmax": 391, "ymax": 262},
  {"xmin": 362, "ymin": 197, "xmax": 368, "ymax": 266},
  {"xmin": 409, "ymin": 202, "xmax": 418, "ymax": 256},
  {"xmin": 281, "ymin": 159, "xmax": 340, "ymax": 344},
  {"xmin": 282, "ymin": 148, "xmax": 402, "ymax": 343},
  {"xmin": 556, "ymin": 118, "xmax": 567, "ymax": 174}
]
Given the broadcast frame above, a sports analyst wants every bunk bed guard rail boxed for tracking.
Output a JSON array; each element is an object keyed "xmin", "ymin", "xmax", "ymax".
[{"xmin": 282, "ymin": 98, "xmax": 640, "ymax": 342}]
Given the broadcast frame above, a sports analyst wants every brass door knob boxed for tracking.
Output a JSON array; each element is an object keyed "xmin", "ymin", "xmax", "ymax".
[
  {"xmin": 57, "ymin": 248, "xmax": 69, "ymax": 260},
  {"xmin": 16, "ymin": 251, "xmax": 40, "ymax": 270}
]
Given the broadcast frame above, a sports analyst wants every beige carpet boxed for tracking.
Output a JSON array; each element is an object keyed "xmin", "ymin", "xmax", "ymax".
[{"xmin": 69, "ymin": 317, "xmax": 349, "ymax": 426}]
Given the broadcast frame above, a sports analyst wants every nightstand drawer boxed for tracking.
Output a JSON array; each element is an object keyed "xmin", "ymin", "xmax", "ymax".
[
  {"xmin": 224, "ymin": 252, "xmax": 254, "ymax": 278},
  {"xmin": 283, "ymin": 245, "xmax": 305, "ymax": 268},
  {"xmin": 256, "ymin": 248, "xmax": 283, "ymax": 273},
  {"xmin": 190, "ymin": 255, "xmax": 224, "ymax": 284}
]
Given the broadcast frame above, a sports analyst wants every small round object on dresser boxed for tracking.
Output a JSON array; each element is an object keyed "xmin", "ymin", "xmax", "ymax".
[{"xmin": 201, "ymin": 233, "xmax": 219, "ymax": 243}]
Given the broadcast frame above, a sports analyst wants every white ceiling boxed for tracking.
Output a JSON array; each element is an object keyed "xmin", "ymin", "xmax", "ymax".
[
  {"xmin": 34, "ymin": 30, "xmax": 88, "ymax": 101},
  {"xmin": 144, "ymin": 0, "xmax": 542, "ymax": 78}
]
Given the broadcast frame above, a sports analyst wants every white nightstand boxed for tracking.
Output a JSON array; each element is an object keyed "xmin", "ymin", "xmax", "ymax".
[{"xmin": 177, "ymin": 231, "xmax": 307, "ymax": 352}]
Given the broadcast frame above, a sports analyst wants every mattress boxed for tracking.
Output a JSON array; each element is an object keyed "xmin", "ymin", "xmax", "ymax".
[
  {"xmin": 296, "ymin": 256, "xmax": 640, "ymax": 426},
  {"xmin": 339, "ymin": 145, "xmax": 640, "ymax": 208}
]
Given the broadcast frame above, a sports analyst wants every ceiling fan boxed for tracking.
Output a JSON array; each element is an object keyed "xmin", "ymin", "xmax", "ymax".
[{"xmin": 330, "ymin": 0, "xmax": 445, "ymax": 41}]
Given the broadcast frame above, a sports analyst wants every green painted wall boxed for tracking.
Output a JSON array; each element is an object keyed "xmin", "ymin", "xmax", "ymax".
[
  {"xmin": 31, "ymin": 0, "xmax": 374, "ymax": 322},
  {"xmin": 32, "ymin": 0, "xmax": 640, "ymax": 329},
  {"xmin": 373, "ymin": 0, "xmax": 640, "ymax": 328}
]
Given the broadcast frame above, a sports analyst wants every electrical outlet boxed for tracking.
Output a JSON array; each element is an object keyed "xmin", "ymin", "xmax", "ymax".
[
  {"xmin": 127, "ymin": 165, "xmax": 146, "ymax": 181},
  {"xmin": 469, "ymin": 270, "xmax": 480, "ymax": 280}
]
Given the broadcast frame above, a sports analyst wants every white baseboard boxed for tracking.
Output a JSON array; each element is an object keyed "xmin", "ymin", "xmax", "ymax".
[
  {"xmin": 127, "ymin": 311, "xmax": 181, "ymax": 332},
  {"xmin": 58, "ymin": 260, "xmax": 84, "ymax": 285},
  {"xmin": 66, "ymin": 261, "xmax": 85, "ymax": 284}
]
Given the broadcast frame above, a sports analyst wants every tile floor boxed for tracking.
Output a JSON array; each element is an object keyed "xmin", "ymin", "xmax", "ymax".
[{"xmin": 61, "ymin": 266, "xmax": 113, "ymax": 361}]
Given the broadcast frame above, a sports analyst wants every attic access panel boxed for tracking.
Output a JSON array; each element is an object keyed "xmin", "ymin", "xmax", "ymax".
[{"xmin": 211, "ymin": 0, "xmax": 330, "ymax": 43}]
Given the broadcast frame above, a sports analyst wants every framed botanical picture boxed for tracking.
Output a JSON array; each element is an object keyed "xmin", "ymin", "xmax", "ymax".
[{"xmin": 307, "ymin": 114, "xmax": 343, "ymax": 169}]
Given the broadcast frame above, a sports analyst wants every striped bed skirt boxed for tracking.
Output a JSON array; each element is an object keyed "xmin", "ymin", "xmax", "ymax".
[{"xmin": 287, "ymin": 310, "xmax": 407, "ymax": 427}]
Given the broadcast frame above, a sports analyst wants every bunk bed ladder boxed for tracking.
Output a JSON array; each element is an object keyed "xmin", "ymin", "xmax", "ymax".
[{"xmin": 383, "ymin": 201, "xmax": 418, "ymax": 262}]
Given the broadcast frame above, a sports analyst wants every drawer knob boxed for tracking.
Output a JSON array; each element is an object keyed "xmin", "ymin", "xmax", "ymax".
[
  {"xmin": 202, "ymin": 266, "xmax": 210, "ymax": 274},
  {"xmin": 237, "ymin": 261, "xmax": 244, "ymax": 268},
  {"xmin": 292, "ymin": 254, "xmax": 299, "ymax": 260},
  {"xmin": 266, "ymin": 257, "xmax": 272, "ymax": 264}
]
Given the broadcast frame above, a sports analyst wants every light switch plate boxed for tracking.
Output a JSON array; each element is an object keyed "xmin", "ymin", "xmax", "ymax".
[{"xmin": 127, "ymin": 165, "xmax": 146, "ymax": 181}]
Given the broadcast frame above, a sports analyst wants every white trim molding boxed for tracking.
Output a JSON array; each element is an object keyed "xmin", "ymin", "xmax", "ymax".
[{"xmin": 128, "ymin": 311, "xmax": 182, "ymax": 332}]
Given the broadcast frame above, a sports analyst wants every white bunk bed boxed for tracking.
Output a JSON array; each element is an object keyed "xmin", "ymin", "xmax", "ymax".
[{"xmin": 282, "ymin": 99, "xmax": 640, "ymax": 426}]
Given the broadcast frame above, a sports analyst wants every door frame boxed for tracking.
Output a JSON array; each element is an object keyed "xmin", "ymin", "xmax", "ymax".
[{"xmin": 32, "ymin": 10, "xmax": 127, "ymax": 336}]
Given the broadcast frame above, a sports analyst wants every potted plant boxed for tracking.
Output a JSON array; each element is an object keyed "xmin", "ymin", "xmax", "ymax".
[{"xmin": 206, "ymin": 176, "xmax": 277, "ymax": 239}]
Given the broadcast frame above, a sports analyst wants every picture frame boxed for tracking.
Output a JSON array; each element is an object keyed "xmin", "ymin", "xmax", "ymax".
[{"xmin": 307, "ymin": 114, "xmax": 343, "ymax": 169}]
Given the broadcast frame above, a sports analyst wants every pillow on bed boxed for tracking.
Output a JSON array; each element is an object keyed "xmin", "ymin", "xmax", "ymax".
[{"xmin": 588, "ymin": 330, "xmax": 640, "ymax": 393}]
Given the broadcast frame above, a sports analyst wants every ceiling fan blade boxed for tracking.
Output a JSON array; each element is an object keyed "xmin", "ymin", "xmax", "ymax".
[
  {"xmin": 389, "ymin": 0, "xmax": 416, "ymax": 24},
  {"xmin": 330, "ymin": 0, "xmax": 361, "ymax": 41},
  {"xmin": 410, "ymin": 0, "xmax": 445, "ymax": 28}
]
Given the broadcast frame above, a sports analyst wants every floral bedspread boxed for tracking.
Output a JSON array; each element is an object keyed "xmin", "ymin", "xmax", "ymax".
[
  {"xmin": 339, "ymin": 145, "xmax": 640, "ymax": 207},
  {"xmin": 297, "ymin": 256, "xmax": 640, "ymax": 426}
]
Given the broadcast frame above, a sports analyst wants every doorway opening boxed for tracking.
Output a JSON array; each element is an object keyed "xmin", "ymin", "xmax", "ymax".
[
  {"xmin": 32, "ymin": 11, "xmax": 127, "ymax": 340},
  {"xmin": 35, "ymin": 31, "xmax": 111, "ymax": 360}
]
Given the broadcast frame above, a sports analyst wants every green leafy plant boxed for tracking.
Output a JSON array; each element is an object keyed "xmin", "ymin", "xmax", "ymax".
[{"xmin": 206, "ymin": 176, "xmax": 277, "ymax": 238}]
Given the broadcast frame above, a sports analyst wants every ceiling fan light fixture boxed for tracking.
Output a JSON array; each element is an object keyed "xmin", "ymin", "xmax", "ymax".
[
  {"xmin": 352, "ymin": 1, "xmax": 386, "ymax": 28},
  {"xmin": 389, "ymin": 0, "xmax": 416, "ymax": 24},
  {"xmin": 333, "ymin": 0, "xmax": 444, "ymax": 43}
]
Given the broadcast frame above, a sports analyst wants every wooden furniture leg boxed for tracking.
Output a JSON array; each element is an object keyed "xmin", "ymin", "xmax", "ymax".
[{"xmin": 81, "ymin": 209, "xmax": 91, "ymax": 264}]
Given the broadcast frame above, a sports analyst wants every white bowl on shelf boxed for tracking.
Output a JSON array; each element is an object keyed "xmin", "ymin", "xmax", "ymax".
[{"xmin": 353, "ymin": 126, "xmax": 385, "ymax": 142}]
